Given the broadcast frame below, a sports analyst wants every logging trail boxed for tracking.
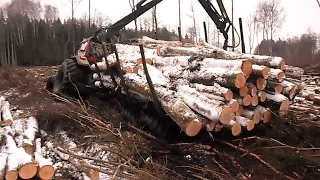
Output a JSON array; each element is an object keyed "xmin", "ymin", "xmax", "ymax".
[{"xmin": 0, "ymin": 66, "xmax": 319, "ymax": 180}]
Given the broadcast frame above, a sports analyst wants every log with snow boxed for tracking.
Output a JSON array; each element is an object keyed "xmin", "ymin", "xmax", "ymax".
[
  {"xmin": 1, "ymin": 100, "xmax": 13, "ymax": 126},
  {"xmin": 34, "ymin": 138, "xmax": 54, "ymax": 180}
]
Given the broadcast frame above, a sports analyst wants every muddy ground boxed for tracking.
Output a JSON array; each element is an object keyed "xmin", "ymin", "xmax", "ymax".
[{"xmin": 0, "ymin": 66, "xmax": 319, "ymax": 180}]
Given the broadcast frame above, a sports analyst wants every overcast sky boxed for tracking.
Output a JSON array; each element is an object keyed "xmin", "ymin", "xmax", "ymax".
[{"xmin": 1, "ymin": 0, "xmax": 320, "ymax": 51}]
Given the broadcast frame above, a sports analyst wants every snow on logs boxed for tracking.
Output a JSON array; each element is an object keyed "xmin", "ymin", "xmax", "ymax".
[
  {"xmin": 0, "ymin": 96, "xmax": 55, "ymax": 180},
  {"xmin": 90, "ymin": 37, "xmax": 301, "ymax": 137}
]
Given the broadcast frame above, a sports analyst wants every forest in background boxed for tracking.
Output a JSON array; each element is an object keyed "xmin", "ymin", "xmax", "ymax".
[{"xmin": 0, "ymin": 0, "xmax": 319, "ymax": 68}]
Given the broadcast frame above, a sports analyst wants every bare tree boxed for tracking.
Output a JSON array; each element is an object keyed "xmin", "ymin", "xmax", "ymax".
[
  {"xmin": 129, "ymin": 0, "xmax": 138, "ymax": 32},
  {"xmin": 247, "ymin": 13, "xmax": 259, "ymax": 54},
  {"xmin": 151, "ymin": 6, "xmax": 160, "ymax": 39},
  {"xmin": 255, "ymin": 0, "xmax": 285, "ymax": 55},
  {"xmin": 186, "ymin": 1, "xmax": 198, "ymax": 43},
  {"xmin": 44, "ymin": 5, "xmax": 59, "ymax": 23}
]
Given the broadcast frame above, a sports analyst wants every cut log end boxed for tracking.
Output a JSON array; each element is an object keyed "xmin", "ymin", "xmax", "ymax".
[
  {"xmin": 259, "ymin": 92, "xmax": 267, "ymax": 102},
  {"xmin": 279, "ymin": 99, "xmax": 290, "ymax": 116},
  {"xmin": 37, "ymin": 165, "xmax": 55, "ymax": 180},
  {"xmin": 18, "ymin": 163, "xmax": 38, "ymax": 180},
  {"xmin": 275, "ymin": 84, "xmax": 284, "ymax": 94},
  {"xmin": 289, "ymin": 86, "xmax": 298, "ymax": 99},
  {"xmin": 242, "ymin": 60, "xmax": 253, "ymax": 78},
  {"xmin": 5, "ymin": 171, "xmax": 18, "ymax": 180},
  {"xmin": 205, "ymin": 121, "xmax": 216, "ymax": 132},
  {"xmin": 235, "ymin": 74, "xmax": 246, "ymax": 89},
  {"xmin": 253, "ymin": 111, "xmax": 261, "ymax": 124},
  {"xmin": 251, "ymin": 95, "xmax": 259, "ymax": 106},
  {"xmin": 225, "ymin": 90, "xmax": 234, "ymax": 101},
  {"xmin": 185, "ymin": 119, "xmax": 203, "ymax": 137},
  {"xmin": 261, "ymin": 66, "xmax": 271, "ymax": 78},
  {"xmin": 246, "ymin": 120, "xmax": 255, "ymax": 131},
  {"xmin": 137, "ymin": 58, "xmax": 153, "ymax": 65},
  {"xmin": 278, "ymin": 71, "xmax": 286, "ymax": 82},
  {"xmin": 263, "ymin": 111, "xmax": 272, "ymax": 123},
  {"xmin": 243, "ymin": 95, "xmax": 252, "ymax": 106},
  {"xmin": 220, "ymin": 107, "xmax": 235, "ymax": 125},
  {"xmin": 239, "ymin": 85, "xmax": 249, "ymax": 97},
  {"xmin": 257, "ymin": 78, "xmax": 267, "ymax": 90},
  {"xmin": 236, "ymin": 106, "xmax": 244, "ymax": 116},
  {"xmin": 229, "ymin": 100, "xmax": 240, "ymax": 112},
  {"xmin": 232, "ymin": 123, "xmax": 242, "ymax": 136}
]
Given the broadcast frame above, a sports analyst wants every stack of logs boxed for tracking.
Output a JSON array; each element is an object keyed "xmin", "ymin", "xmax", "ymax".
[
  {"xmin": 0, "ymin": 96, "xmax": 54, "ymax": 180},
  {"xmin": 91, "ymin": 36, "xmax": 301, "ymax": 137}
]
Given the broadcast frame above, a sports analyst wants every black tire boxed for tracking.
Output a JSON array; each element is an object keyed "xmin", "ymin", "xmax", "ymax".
[{"xmin": 46, "ymin": 58, "xmax": 93, "ymax": 99}]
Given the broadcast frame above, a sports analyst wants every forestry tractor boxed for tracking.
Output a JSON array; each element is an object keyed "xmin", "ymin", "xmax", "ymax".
[{"xmin": 46, "ymin": 0, "xmax": 237, "ymax": 140}]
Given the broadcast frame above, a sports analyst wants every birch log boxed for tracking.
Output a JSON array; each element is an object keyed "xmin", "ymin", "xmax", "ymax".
[
  {"xmin": 266, "ymin": 81, "xmax": 283, "ymax": 94},
  {"xmin": 227, "ymin": 120, "xmax": 242, "ymax": 136},
  {"xmin": 254, "ymin": 105, "xmax": 272, "ymax": 123},
  {"xmin": 4, "ymin": 135, "xmax": 19, "ymax": 180},
  {"xmin": 242, "ymin": 109, "xmax": 261, "ymax": 124},
  {"xmin": 190, "ymin": 83, "xmax": 233, "ymax": 101},
  {"xmin": 1, "ymin": 100, "xmax": 13, "ymax": 126},
  {"xmin": 267, "ymin": 68, "xmax": 286, "ymax": 82},
  {"xmin": 281, "ymin": 80, "xmax": 298, "ymax": 100},
  {"xmin": 234, "ymin": 116, "xmax": 255, "ymax": 131},
  {"xmin": 34, "ymin": 138, "xmax": 54, "ymax": 180},
  {"xmin": 263, "ymin": 93, "xmax": 290, "ymax": 116}
]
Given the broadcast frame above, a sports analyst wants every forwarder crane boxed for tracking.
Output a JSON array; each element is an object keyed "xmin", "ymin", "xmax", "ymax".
[{"xmin": 46, "ymin": 0, "xmax": 234, "ymax": 105}]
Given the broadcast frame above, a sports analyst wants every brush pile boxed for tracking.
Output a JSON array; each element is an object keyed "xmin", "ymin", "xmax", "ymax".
[
  {"xmin": 0, "ymin": 96, "xmax": 54, "ymax": 180},
  {"xmin": 91, "ymin": 36, "xmax": 301, "ymax": 137}
]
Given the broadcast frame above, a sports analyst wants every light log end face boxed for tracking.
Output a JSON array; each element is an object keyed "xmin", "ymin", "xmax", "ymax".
[
  {"xmin": 251, "ymin": 87, "xmax": 258, "ymax": 96},
  {"xmin": 278, "ymin": 72, "xmax": 286, "ymax": 82},
  {"xmin": 279, "ymin": 99, "xmax": 290, "ymax": 117},
  {"xmin": 280, "ymin": 60, "xmax": 285, "ymax": 70},
  {"xmin": 262, "ymin": 67, "xmax": 271, "ymax": 79},
  {"xmin": 236, "ymin": 106, "xmax": 244, "ymax": 116},
  {"xmin": 230, "ymin": 101, "xmax": 240, "ymax": 112},
  {"xmin": 206, "ymin": 121, "xmax": 216, "ymax": 132},
  {"xmin": 5, "ymin": 171, "xmax": 18, "ymax": 180},
  {"xmin": 235, "ymin": 74, "xmax": 246, "ymax": 89},
  {"xmin": 185, "ymin": 119, "xmax": 203, "ymax": 137},
  {"xmin": 253, "ymin": 111, "xmax": 261, "ymax": 124},
  {"xmin": 242, "ymin": 60, "xmax": 253, "ymax": 78},
  {"xmin": 232, "ymin": 123, "xmax": 242, "ymax": 136},
  {"xmin": 243, "ymin": 95, "xmax": 252, "ymax": 106},
  {"xmin": 225, "ymin": 90, "xmax": 234, "ymax": 101},
  {"xmin": 259, "ymin": 92, "xmax": 267, "ymax": 102},
  {"xmin": 251, "ymin": 95, "xmax": 259, "ymax": 106},
  {"xmin": 263, "ymin": 111, "xmax": 272, "ymax": 123},
  {"xmin": 239, "ymin": 85, "xmax": 249, "ymax": 97},
  {"xmin": 257, "ymin": 78, "xmax": 267, "ymax": 90},
  {"xmin": 19, "ymin": 163, "xmax": 37, "ymax": 180},
  {"xmin": 38, "ymin": 165, "xmax": 55, "ymax": 180},
  {"xmin": 289, "ymin": 86, "xmax": 298, "ymax": 99},
  {"xmin": 219, "ymin": 107, "xmax": 235, "ymax": 125},
  {"xmin": 275, "ymin": 84, "xmax": 284, "ymax": 94},
  {"xmin": 246, "ymin": 120, "xmax": 255, "ymax": 131}
]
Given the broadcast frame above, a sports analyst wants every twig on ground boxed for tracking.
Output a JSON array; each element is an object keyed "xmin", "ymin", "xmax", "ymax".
[
  {"xmin": 111, "ymin": 159, "xmax": 132, "ymax": 180},
  {"xmin": 101, "ymin": 146, "xmax": 131, "ymax": 162},
  {"xmin": 215, "ymin": 139, "xmax": 295, "ymax": 180}
]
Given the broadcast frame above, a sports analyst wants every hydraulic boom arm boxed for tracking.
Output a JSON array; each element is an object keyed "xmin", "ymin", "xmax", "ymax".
[{"xmin": 95, "ymin": 0, "xmax": 232, "ymax": 50}]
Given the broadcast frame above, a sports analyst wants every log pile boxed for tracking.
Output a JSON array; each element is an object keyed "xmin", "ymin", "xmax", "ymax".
[
  {"xmin": 0, "ymin": 96, "xmax": 54, "ymax": 180},
  {"xmin": 91, "ymin": 37, "xmax": 301, "ymax": 137}
]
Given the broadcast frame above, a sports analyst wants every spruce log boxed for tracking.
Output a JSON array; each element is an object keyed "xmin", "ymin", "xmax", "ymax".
[
  {"xmin": 227, "ymin": 120, "xmax": 242, "ymax": 136},
  {"xmin": 264, "ymin": 93, "xmax": 290, "ymax": 116},
  {"xmin": 266, "ymin": 81, "xmax": 283, "ymax": 94},
  {"xmin": 4, "ymin": 135, "xmax": 19, "ymax": 180},
  {"xmin": 281, "ymin": 80, "xmax": 298, "ymax": 100},
  {"xmin": 199, "ymin": 58, "xmax": 252, "ymax": 78},
  {"xmin": 190, "ymin": 83, "xmax": 233, "ymax": 101},
  {"xmin": 177, "ymin": 85, "xmax": 235, "ymax": 125},
  {"xmin": 1, "ymin": 100, "xmax": 13, "ymax": 126},
  {"xmin": 234, "ymin": 116, "xmax": 255, "ymax": 131},
  {"xmin": 247, "ymin": 83, "xmax": 258, "ymax": 96},
  {"xmin": 34, "ymin": 138, "xmax": 54, "ymax": 180},
  {"xmin": 254, "ymin": 105, "xmax": 272, "ymax": 123},
  {"xmin": 235, "ymin": 95, "xmax": 252, "ymax": 107},
  {"xmin": 267, "ymin": 68, "xmax": 286, "ymax": 82},
  {"xmin": 191, "ymin": 68, "xmax": 246, "ymax": 89},
  {"xmin": 242, "ymin": 109, "xmax": 261, "ymax": 124},
  {"xmin": 251, "ymin": 65, "xmax": 270, "ymax": 78}
]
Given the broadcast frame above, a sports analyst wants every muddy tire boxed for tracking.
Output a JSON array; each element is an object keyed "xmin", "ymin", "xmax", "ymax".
[{"xmin": 46, "ymin": 58, "xmax": 92, "ymax": 99}]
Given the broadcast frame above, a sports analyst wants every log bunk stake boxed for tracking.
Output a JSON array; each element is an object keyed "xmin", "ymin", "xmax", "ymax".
[{"xmin": 90, "ymin": 36, "xmax": 301, "ymax": 137}]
